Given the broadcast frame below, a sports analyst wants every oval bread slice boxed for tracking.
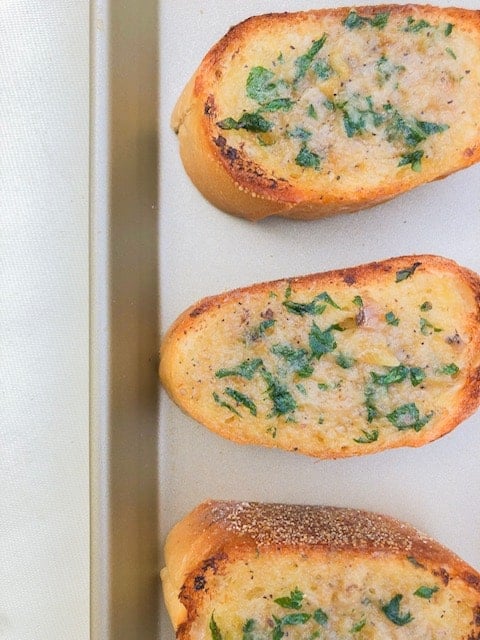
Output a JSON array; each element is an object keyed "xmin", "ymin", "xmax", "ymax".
[
  {"xmin": 161, "ymin": 500, "xmax": 480, "ymax": 639},
  {"xmin": 159, "ymin": 255, "xmax": 480, "ymax": 459},
  {"xmin": 172, "ymin": 5, "xmax": 480, "ymax": 220}
]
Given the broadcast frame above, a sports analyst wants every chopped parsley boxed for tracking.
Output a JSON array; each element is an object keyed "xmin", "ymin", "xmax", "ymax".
[
  {"xmin": 385, "ymin": 105, "xmax": 449, "ymax": 148},
  {"xmin": 213, "ymin": 391, "xmax": 241, "ymax": 416},
  {"xmin": 371, "ymin": 365, "xmax": 426, "ymax": 387},
  {"xmin": 217, "ymin": 112, "xmax": 273, "ymax": 133},
  {"xmin": 420, "ymin": 301, "xmax": 432, "ymax": 311},
  {"xmin": 261, "ymin": 369, "xmax": 297, "ymax": 416},
  {"xmin": 407, "ymin": 556, "xmax": 425, "ymax": 568},
  {"xmin": 261, "ymin": 98, "xmax": 295, "ymax": 112},
  {"xmin": 376, "ymin": 55, "xmax": 405, "ymax": 86},
  {"xmin": 399, "ymin": 149, "xmax": 424, "ymax": 172},
  {"xmin": 404, "ymin": 17, "xmax": 431, "ymax": 32},
  {"xmin": 313, "ymin": 59, "xmax": 333, "ymax": 80},
  {"xmin": 274, "ymin": 588, "xmax": 304, "ymax": 610},
  {"xmin": 271, "ymin": 344, "xmax": 314, "ymax": 378},
  {"xmin": 294, "ymin": 34, "xmax": 327, "ymax": 81},
  {"xmin": 343, "ymin": 9, "xmax": 390, "ymax": 30},
  {"xmin": 209, "ymin": 614, "xmax": 223, "ymax": 640},
  {"xmin": 216, "ymin": 358, "xmax": 263, "ymax": 380},
  {"xmin": 385, "ymin": 311, "xmax": 400, "ymax": 326},
  {"xmin": 420, "ymin": 317, "xmax": 442, "ymax": 335},
  {"xmin": 354, "ymin": 428, "xmax": 379, "ymax": 444},
  {"xmin": 341, "ymin": 95, "xmax": 385, "ymax": 137},
  {"xmin": 309, "ymin": 322, "xmax": 337, "ymax": 359},
  {"xmin": 307, "ymin": 104, "xmax": 318, "ymax": 119},
  {"xmin": 316, "ymin": 291, "xmax": 341, "ymax": 309},
  {"xmin": 353, "ymin": 295, "xmax": 364, "ymax": 307},
  {"xmin": 248, "ymin": 318, "xmax": 276, "ymax": 341},
  {"xmin": 371, "ymin": 365, "xmax": 409, "ymax": 386},
  {"xmin": 278, "ymin": 613, "xmax": 311, "ymax": 626},
  {"xmin": 313, "ymin": 608, "xmax": 328, "ymax": 625},
  {"xmin": 282, "ymin": 290, "xmax": 339, "ymax": 316},
  {"xmin": 439, "ymin": 362, "xmax": 459, "ymax": 375},
  {"xmin": 364, "ymin": 386, "xmax": 379, "ymax": 422},
  {"xmin": 289, "ymin": 127, "xmax": 312, "ymax": 141},
  {"xmin": 444, "ymin": 22, "xmax": 454, "ymax": 36},
  {"xmin": 246, "ymin": 66, "xmax": 281, "ymax": 104},
  {"xmin": 409, "ymin": 367, "xmax": 426, "ymax": 386},
  {"xmin": 386, "ymin": 402, "xmax": 433, "ymax": 431},
  {"xmin": 414, "ymin": 585, "xmax": 439, "ymax": 599},
  {"xmin": 395, "ymin": 262, "xmax": 421, "ymax": 282},
  {"xmin": 242, "ymin": 619, "xmax": 256, "ymax": 640},
  {"xmin": 381, "ymin": 594, "xmax": 413, "ymax": 626},
  {"xmin": 446, "ymin": 47, "xmax": 457, "ymax": 59},
  {"xmin": 224, "ymin": 387, "xmax": 257, "ymax": 416},
  {"xmin": 295, "ymin": 143, "xmax": 321, "ymax": 170},
  {"xmin": 350, "ymin": 618, "xmax": 367, "ymax": 632},
  {"xmin": 335, "ymin": 352, "xmax": 355, "ymax": 369}
]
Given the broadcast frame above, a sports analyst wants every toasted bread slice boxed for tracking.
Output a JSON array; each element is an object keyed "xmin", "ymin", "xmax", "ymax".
[
  {"xmin": 160, "ymin": 255, "xmax": 480, "ymax": 459},
  {"xmin": 161, "ymin": 500, "xmax": 480, "ymax": 639},
  {"xmin": 172, "ymin": 5, "xmax": 480, "ymax": 220}
]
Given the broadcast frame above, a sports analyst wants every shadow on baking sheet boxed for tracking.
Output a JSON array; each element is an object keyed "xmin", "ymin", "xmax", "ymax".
[{"xmin": 101, "ymin": 0, "xmax": 159, "ymax": 637}]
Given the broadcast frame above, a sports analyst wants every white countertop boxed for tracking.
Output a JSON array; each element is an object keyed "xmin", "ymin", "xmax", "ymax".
[{"xmin": 0, "ymin": 2, "xmax": 89, "ymax": 638}]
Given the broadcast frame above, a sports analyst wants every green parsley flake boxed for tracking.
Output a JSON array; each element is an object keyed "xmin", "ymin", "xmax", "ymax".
[
  {"xmin": 414, "ymin": 585, "xmax": 439, "ymax": 599},
  {"xmin": 371, "ymin": 365, "xmax": 409, "ymax": 386},
  {"xmin": 216, "ymin": 358, "xmax": 263, "ymax": 380},
  {"xmin": 213, "ymin": 391, "xmax": 241, "ymax": 417},
  {"xmin": 242, "ymin": 619, "xmax": 256, "ymax": 640},
  {"xmin": 209, "ymin": 614, "xmax": 223, "ymax": 640},
  {"xmin": 439, "ymin": 362, "xmax": 459, "ymax": 375},
  {"xmin": 261, "ymin": 369, "xmax": 297, "ymax": 416},
  {"xmin": 386, "ymin": 403, "xmax": 433, "ymax": 432},
  {"xmin": 336, "ymin": 352, "xmax": 355, "ymax": 369},
  {"xmin": 217, "ymin": 112, "xmax": 273, "ymax": 133},
  {"xmin": 294, "ymin": 34, "xmax": 328, "ymax": 81},
  {"xmin": 351, "ymin": 618, "xmax": 367, "ymax": 632},
  {"xmin": 381, "ymin": 594, "xmax": 413, "ymax": 626},
  {"xmin": 395, "ymin": 262, "xmax": 421, "ymax": 282},
  {"xmin": 354, "ymin": 428, "xmax": 379, "ymax": 444},
  {"xmin": 343, "ymin": 9, "xmax": 389, "ymax": 30},
  {"xmin": 224, "ymin": 387, "xmax": 257, "ymax": 416},
  {"xmin": 271, "ymin": 344, "xmax": 314, "ymax": 378},
  {"xmin": 385, "ymin": 311, "xmax": 400, "ymax": 326},
  {"xmin": 274, "ymin": 588, "xmax": 304, "ymax": 610},
  {"xmin": 295, "ymin": 143, "xmax": 321, "ymax": 170},
  {"xmin": 404, "ymin": 17, "xmax": 431, "ymax": 32},
  {"xmin": 309, "ymin": 322, "xmax": 337, "ymax": 358},
  {"xmin": 420, "ymin": 317, "xmax": 442, "ymax": 335},
  {"xmin": 313, "ymin": 608, "xmax": 329, "ymax": 625}
]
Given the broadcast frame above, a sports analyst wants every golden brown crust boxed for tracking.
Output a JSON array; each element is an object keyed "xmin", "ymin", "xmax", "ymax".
[
  {"xmin": 161, "ymin": 501, "xmax": 480, "ymax": 637},
  {"xmin": 172, "ymin": 5, "xmax": 480, "ymax": 220},
  {"xmin": 160, "ymin": 255, "xmax": 480, "ymax": 459}
]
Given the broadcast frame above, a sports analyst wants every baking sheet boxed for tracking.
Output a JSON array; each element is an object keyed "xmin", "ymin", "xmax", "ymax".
[
  {"xmin": 159, "ymin": 1, "xmax": 480, "ymax": 638},
  {"xmin": 92, "ymin": 1, "xmax": 480, "ymax": 638}
]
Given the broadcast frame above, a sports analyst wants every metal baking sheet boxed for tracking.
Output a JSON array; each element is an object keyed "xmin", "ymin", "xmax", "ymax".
[{"xmin": 92, "ymin": 1, "xmax": 480, "ymax": 638}]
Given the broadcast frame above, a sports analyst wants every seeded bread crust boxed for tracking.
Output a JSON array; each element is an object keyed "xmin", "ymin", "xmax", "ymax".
[
  {"xmin": 172, "ymin": 5, "xmax": 480, "ymax": 220},
  {"xmin": 160, "ymin": 255, "xmax": 480, "ymax": 459},
  {"xmin": 161, "ymin": 501, "xmax": 480, "ymax": 638}
]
